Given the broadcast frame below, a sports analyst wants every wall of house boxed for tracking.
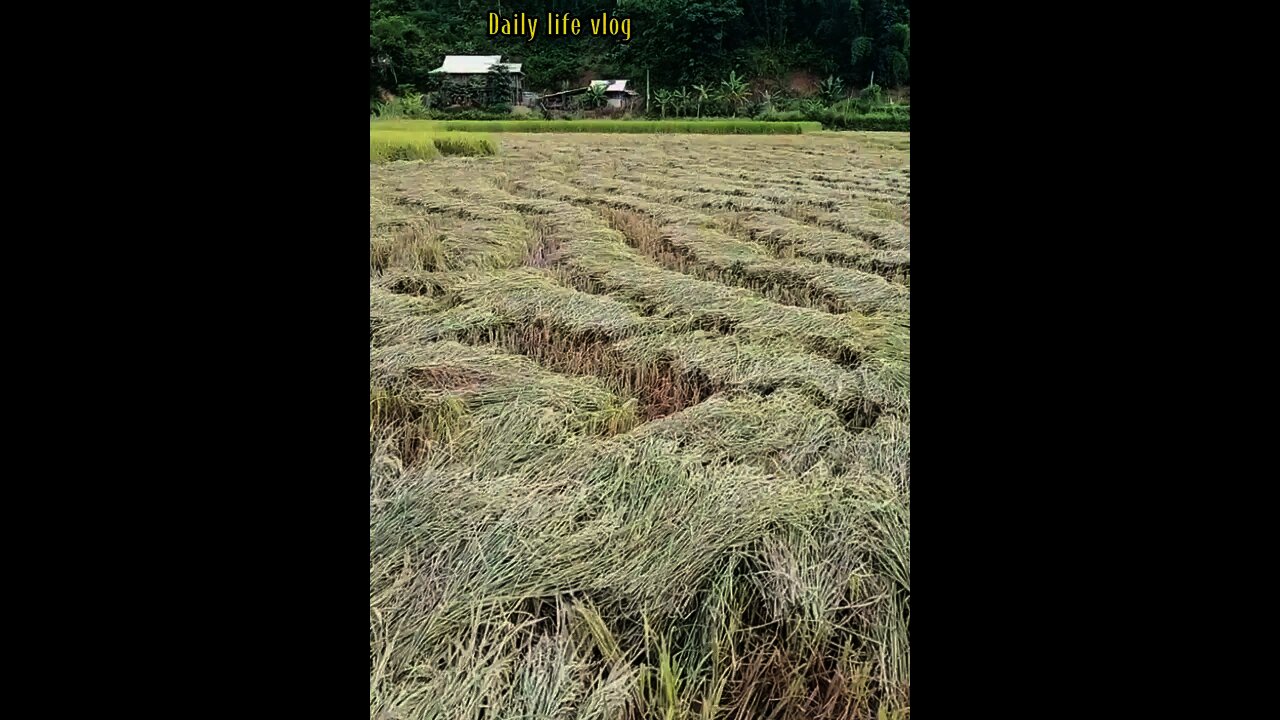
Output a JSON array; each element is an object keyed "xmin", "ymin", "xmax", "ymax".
[{"xmin": 442, "ymin": 73, "xmax": 524, "ymax": 105}]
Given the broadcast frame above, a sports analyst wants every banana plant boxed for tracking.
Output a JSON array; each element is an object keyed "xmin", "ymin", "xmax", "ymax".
[
  {"xmin": 819, "ymin": 75, "xmax": 845, "ymax": 105},
  {"xmin": 653, "ymin": 88, "xmax": 673, "ymax": 119},
  {"xmin": 671, "ymin": 87, "xmax": 689, "ymax": 118},
  {"xmin": 691, "ymin": 84, "xmax": 709, "ymax": 118},
  {"xmin": 583, "ymin": 83, "xmax": 608, "ymax": 109},
  {"xmin": 719, "ymin": 70, "xmax": 749, "ymax": 116}
]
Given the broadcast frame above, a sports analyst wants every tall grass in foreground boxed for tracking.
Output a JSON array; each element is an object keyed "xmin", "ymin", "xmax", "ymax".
[
  {"xmin": 369, "ymin": 131, "xmax": 497, "ymax": 163},
  {"xmin": 371, "ymin": 119, "xmax": 822, "ymax": 134}
]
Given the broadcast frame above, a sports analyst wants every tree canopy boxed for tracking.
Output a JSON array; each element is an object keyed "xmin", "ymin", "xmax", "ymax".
[{"xmin": 370, "ymin": 0, "xmax": 910, "ymax": 99}]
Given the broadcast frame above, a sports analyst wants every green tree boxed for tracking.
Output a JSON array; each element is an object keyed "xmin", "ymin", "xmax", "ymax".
[
  {"xmin": 484, "ymin": 63, "xmax": 513, "ymax": 108},
  {"xmin": 369, "ymin": 11, "xmax": 417, "ymax": 98},
  {"xmin": 849, "ymin": 0, "xmax": 910, "ymax": 86},
  {"xmin": 369, "ymin": 0, "xmax": 912, "ymax": 105},
  {"xmin": 620, "ymin": 0, "xmax": 745, "ymax": 86}
]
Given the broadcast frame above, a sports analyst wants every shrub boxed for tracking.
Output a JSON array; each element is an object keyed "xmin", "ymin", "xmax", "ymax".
[
  {"xmin": 831, "ymin": 97, "xmax": 909, "ymax": 116},
  {"xmin": 800, "ymin": 98, "xmax": 826, "ymax": 115},
  {"xmin": 408, "ymin": 109, "xmax": 535, "ymax": 121},
  {"xmin": 757, "ymin": 110, "xmax": 808, "ymax": 123},
  {"xmin": 371, "ymin": 93, "xmax": 431, "ymax": 119},
  {"xmin": 811, "ymin": 111, "xmax": 908, "ymax": 131},
  {"xmin": 430, "ymin": 133, "xmax": 498, "ymax": 156},
  {"xmin": 819, "ymin": 75, "xmax": 846, "ymax": 104},
  {"xmin": 753, "ymin": 94, "xmax": 910, "ymax": 131}
]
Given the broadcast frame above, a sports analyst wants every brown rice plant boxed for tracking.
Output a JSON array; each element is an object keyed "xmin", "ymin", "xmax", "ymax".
[
  {"xmin": 369, "ymin": 132, "xmax": 910, "ymax": 719},
  {"xmin": 370, "ymin": 218, "xmax": 448, "ymax": 274}
]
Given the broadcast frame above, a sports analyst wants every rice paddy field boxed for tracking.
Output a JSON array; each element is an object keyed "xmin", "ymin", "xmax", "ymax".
[
  {"xmin": 370, "ymin": 131, "xmax": 910, "ymax": 720},
  {"xmin": 371, "ymin": 130, "xmax": 498, "ymax": 162}
]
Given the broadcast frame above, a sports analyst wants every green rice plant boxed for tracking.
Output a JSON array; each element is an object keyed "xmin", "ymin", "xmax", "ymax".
[
  {"xmin": 369, "ymin": 130, "xmax": 497, "ymax": 163},
  {"xmin": 370, "ymin": 133, "xmax": 439, "ymax": 163},
  {"xmin": 430, "ymin": 133, "xmax": 498, "ymax": 156}
]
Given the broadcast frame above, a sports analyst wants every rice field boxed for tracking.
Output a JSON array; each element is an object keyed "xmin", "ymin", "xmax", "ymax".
[
  {"xmin": 370, "ymin": 130, "xmax": 497, "ymax": 163},
  {"xmin": 370, "ymin": 131, "xmax": 910, "ymax": 720}
]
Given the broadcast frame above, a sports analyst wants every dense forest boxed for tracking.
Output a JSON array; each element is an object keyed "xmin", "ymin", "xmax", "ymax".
[{"xmin": 370, "ymin": 0, "xmax": 910, "ymax": 100}]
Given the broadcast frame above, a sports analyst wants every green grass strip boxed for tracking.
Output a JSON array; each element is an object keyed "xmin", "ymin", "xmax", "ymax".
[{"xmin": 370, "ymin": 119, "xmax": 822, "ymax": 134}]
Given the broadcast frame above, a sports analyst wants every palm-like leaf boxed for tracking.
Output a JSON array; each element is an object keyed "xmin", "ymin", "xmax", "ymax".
[
  {"xmin": 671, "ymin": 87, "xmax": 689, "ymax": 117},
  {"xmin": 691, "ymin": 84, "xmax": 709, "ymax": 117},
  {"xmin": 584, "ymin": 84, "xmax": 608, "ymax": 109},
  {"xmin": 719, "ymin": 71, "xmax": 749, "ymax": 115},
  {"xmin": 653, "ymin": 88, "xmax": 673, "ymax": 119}
]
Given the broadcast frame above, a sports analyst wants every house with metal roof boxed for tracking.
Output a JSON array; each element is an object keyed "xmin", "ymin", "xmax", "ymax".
[
  {"xmin": 429, "ymin": 55, "xmax": 525, "ymax": 104},
  {"xmin": 540, "ymin": 79, "xmax": 640, "ymax": 110}
]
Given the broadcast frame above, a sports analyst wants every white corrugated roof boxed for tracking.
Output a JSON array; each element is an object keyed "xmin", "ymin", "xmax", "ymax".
[
  {"xmin": 590, "ymin": 80, "xmax": 628, "ymax": 92},
  {"xmin": 502, "ymin": 63, "xmax": 522, "ymax": 74},
  {"xmin": 430, "ymin": 55, "xmax": 502, "ymax": 74}
]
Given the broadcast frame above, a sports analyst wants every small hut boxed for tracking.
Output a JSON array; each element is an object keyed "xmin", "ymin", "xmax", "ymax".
[{"xmin": 540, "ymin": 80, "xmax": 639, "ymax": 110}]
